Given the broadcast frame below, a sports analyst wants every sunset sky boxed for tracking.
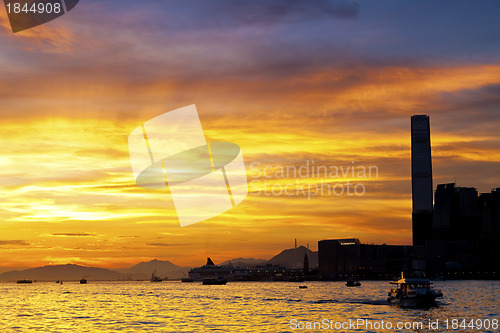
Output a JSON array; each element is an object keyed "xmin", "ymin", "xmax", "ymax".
[{"xmin": 1, "ymin": 0, "xmax": 500, "ymax": 270}]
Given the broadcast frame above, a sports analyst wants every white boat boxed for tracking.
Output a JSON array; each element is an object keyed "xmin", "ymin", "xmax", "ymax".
[
  {"xmin": 188, "ymin": 258, "xmax": 233, "ymax": 281},
  {"xmin": 387, "ymin": 271, "xmax": 443, "ymax": 307}
]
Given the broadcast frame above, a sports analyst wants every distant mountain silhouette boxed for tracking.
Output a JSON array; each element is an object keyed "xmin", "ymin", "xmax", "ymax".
[
  {"xmin": 268, "ymin": 246, "xmax": 318, "ymax": 268},
  {"xmin": 0, "ymin": 247, "xmax": 317, "ymax": 281},
  {"xmin": 219, "ymin": 258, "xmax": 268, "ymax": 267},
  {"xmin": 0, "ymin": 264, "xmax": 122, "ymax": 281},
  {"xmin": 116, "ymin": 259, "xmax": 191, "ymax": 280},
  {"xmin": 220, "ymin": 247, "xmax": 318, "ymax": 269},
  {"xmin": 0, "ymin": 266, "xmax": 30, "ymax": 274}
]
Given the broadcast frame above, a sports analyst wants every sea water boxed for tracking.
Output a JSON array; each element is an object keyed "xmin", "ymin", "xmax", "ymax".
[{"xmin": 0, "ymin": 280, "xmax": 498, "ymax": 332}]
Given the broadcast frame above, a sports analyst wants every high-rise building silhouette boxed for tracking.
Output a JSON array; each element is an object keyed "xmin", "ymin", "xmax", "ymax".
[
  {"xmin": 427, "ymin": 183, "xmax": 479, "ymax": 272},
  {"xmin": 432, "ymin": 184, "xmax": 478, "ymax": 239},
  {"xmin": 318, "ymin": 116, "xmax": 498, "ymax": 279},
  {"xmin": 477, "ymin": 188, "xmax": 500, "ymax": 272},
  {"xmin": 411, "ymin": 115, "xmax": 433, "ymax": 245}
]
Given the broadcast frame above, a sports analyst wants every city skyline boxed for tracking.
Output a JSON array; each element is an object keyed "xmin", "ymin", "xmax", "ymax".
[{"xmin": 1, "ymin": 1, "xmax": 500, "ymax": 269}]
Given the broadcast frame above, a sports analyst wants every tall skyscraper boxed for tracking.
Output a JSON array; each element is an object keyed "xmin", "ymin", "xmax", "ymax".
[{"xmin": 411, "ymin": 115, "xmax": 433, "ymax": 245}]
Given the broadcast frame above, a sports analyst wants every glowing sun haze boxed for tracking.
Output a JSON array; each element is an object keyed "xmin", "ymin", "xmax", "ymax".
[{"xmin": 1, "ymin": 0, "xmax": 500, "ymax": 268}]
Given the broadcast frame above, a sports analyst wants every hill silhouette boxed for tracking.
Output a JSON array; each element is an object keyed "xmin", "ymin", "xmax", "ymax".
[
  {"xmin": 268, "ymin": 246, "xmax": 318, "ymax": 268},
  {"xmin": 0, "ymin": 246, "xmax": 318, "ymax": 281},
  {"xmin": 219, "ymin": 258, "xmax": 268, "ymax": 267},
  {"xmin": 0, "ymin": 264, "xmax": 122, "ymax": 281},
  {"xmin": 116, "ymin": 259, "xmax": 190, "ymax": 280},
  {"xmin": 221, "ymin": 246, "xmax": 318, "ymax": 269}
]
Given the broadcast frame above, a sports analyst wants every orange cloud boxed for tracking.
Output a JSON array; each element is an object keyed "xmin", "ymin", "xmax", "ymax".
[
  {"xmin": 1, "ymin": 61, "xmax": 500, "ymax": 268},
  {"xmin": 0, "ymin": 7, "xmax": 74, "ymax": 53}
]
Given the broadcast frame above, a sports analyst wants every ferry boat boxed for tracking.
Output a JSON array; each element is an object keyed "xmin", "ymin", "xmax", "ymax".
[
  {"xmin": 80, "ymin": 278, "xmax": 87, "ymax": 284},
  {"xmin": 16, "ymin": 279, "xmax": 32, "ymax": 284},
  {"xmin": 189, "ymin": 258, "xmax": 250, "ymax": 282},
  {"xmin": 188, "ymin": 258, "xmax": 232, "ymax": 281},
  {"xmin": 387, "ymin": 271, "xmax": 443, "ymax": 307}
]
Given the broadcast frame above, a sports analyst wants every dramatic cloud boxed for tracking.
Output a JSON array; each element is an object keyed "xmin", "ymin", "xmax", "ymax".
[
  {"xmin": 0, "ymin": 0, "xmax": 499, "ymax": 267},
  {"xmin": 0, "ymin": 240, "xmax": 30, "ymax": 246},
  {"xmin": 147, "ymin": 243, "xmax": 190, "ymax": 247},
  {"xmin": 0, "ymin": 8, "xmax": 74, "ymax": 52},
  {"xmin": 52, "ymin": 233, "xmax": 96, "ymax": 237},
  {"xmin": 191, "ymin": 0, "xmax": 360, "ymax": 26}
]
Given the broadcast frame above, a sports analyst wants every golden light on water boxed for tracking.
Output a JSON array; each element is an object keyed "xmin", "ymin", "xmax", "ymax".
[
  {"xmin": 1, "ymin": 281, "xmax": 496, "ymax": 331},
  {"xmin": 1, "ymin": 1, "xmax": 500, "ymax": 270}
]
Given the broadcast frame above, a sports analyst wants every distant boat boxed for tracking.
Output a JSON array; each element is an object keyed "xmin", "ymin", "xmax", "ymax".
[
  {"xmin": 80, "ymin": 278, "xmax": 87, "ymax": 284},
  {"xmin": 346, "ymin": 277, "xmax": 361, "ymax": 287},
  {"xmin": 151, "ymin": 270, "xmax": 163, "ymax": 282},
  {"xmin": 17, "ymin": 279, "xmax": 32, "ymax": 284},
  {"xmin": 202, "ymin": 277, "xmax": 227, "ymax": 285},
  {"xmin": 388, "ymin": 271, "xmax": 443, "ymax": 307},
  {"xmin": 299, "ymin": 285, "xmax": 308, "ymax": 289},
  {"xmin": 181, "ymin": 277, "xmax": 194, "ymax": 283}
]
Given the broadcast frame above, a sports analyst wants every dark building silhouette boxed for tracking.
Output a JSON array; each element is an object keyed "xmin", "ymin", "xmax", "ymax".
[
  {"xmin": 477, "ymin": 188, "xmax": 500, "ymax": 271},
  {"xmin": 318, "ymin": 239, "xmax": 417, "ymax": 279},
  {"xmin": 427, "ymin": 184, "xmax": 479, "ymax": 272},
  {"xmin": 318, "ymin": 239, "xmax": 360, "ymax": 278},
  {"xmin": 432, "ymin": 184, "xmax": 478, "ymax": 240},
  {"xmin": 425, "ymin": 184, "xmax": 499, "ymax": 275},
  {"xmin": 411, "ymin": 115, "xmax": 433, "ymax": 246},
  {"xmin": 318, "ymin": 115, "xmax": 498, "ymax": 280}
]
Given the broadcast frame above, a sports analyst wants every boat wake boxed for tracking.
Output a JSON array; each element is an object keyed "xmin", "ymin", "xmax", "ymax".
[{"xmin": 310, "ymin": 299, "xmax": 389, "ymax": 306}]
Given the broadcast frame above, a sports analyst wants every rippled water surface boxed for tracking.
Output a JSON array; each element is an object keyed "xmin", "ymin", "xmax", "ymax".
[{"xmin": 0, "ymin": 280, "xmax": 498, "ymax": 332}]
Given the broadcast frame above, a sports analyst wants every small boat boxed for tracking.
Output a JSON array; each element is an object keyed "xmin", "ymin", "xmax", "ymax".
[
  {"xmin": 202, "ymin": 277, "xmax": 227, "ymax": 285},
  {"xmin": 388, "ymin": 271, "xmax": 443, "ymax": 307},
  {"xmin": 346, "ymin": 277, "xmax": 361, "ymax": 287},
  {"xmin": 80, "ymin": 278, "xmax": 87, "ymax": 284},
  {"xmin": 17, "ymin": 279, "xmax": 33, "ymax": 284},
  {"xmin": 299, "ymin": 285, "xmax": 308, "ymax": 289},
  {"xmin": 151, "ymin": 270, "xmax": 163, "ymax": 282},
  {"xmin": 181, "ymin": 277, "xmax": 194, "ymax": 283}
]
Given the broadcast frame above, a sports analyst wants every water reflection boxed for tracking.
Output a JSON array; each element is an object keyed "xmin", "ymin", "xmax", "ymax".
[{"xmin": 1, "ymin": 280, "xmax": 498, "ymax": 332}]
